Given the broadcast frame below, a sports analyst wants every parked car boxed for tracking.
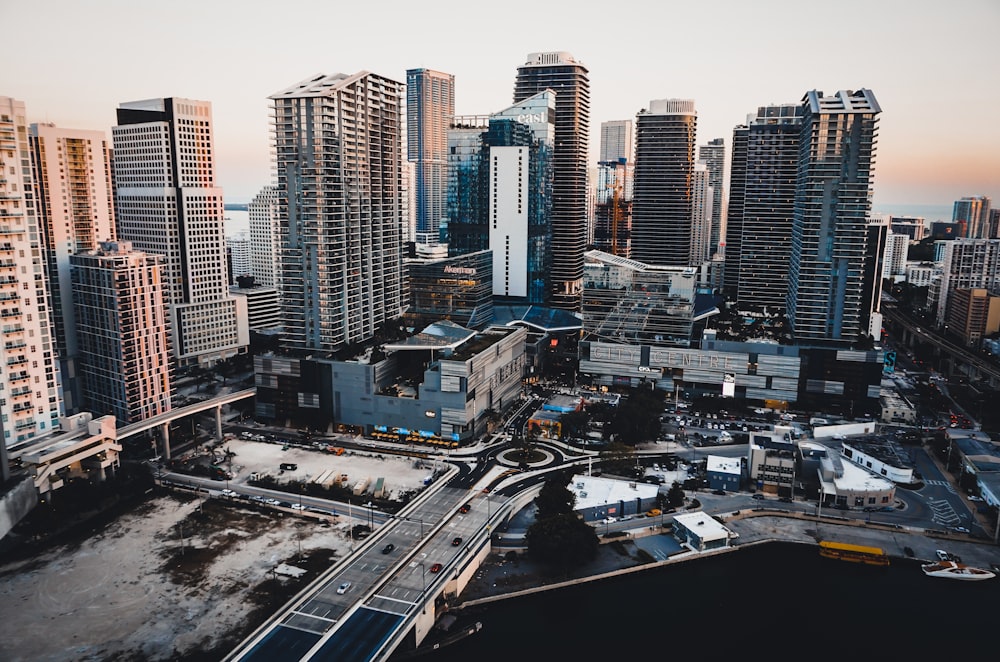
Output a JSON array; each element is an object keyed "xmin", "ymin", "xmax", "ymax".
[
  {"xmin": 712, "ymin": 489, "xmax": 727, "ymax": 496},
  {"xmin": 751, "ymin": 493, "xmax": 765, "ymax": 501},
  {"xmin": 936, "ymin": 549, "xmax": 951, "ymax": 561}
]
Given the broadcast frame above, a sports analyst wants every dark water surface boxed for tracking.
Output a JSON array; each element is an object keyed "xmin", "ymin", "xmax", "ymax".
[{"xmin": 419, "ymin": 542, "xmax": 999, "ymax": 660}]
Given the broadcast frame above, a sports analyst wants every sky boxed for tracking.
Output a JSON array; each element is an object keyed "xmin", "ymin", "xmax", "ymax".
[{"xmin": 4, "ymin": 0, "xmax": 998, "ymax": 217}]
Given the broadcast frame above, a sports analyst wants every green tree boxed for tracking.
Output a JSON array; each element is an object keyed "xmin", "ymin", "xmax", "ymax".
[
  {"xmin": 534, "ymin": 476, "xmax": 576, "ymax": 519},
  {"xmin": 667, "ymin": 482, "xmax": 686, "ymax": 509},
  {"xmin": 559, "ymin": 410, "xmax": 590, "ymax": 441},
  {"xmin": 525, "ymin": 512, "xmax": 599, "ymax": 573},
  {"xmin": 608, "ymin": 387, "xmax": 665, "ymax": 444}
]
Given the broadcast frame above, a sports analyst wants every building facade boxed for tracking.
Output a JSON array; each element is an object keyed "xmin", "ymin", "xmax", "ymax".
[
  {"xmin": 698, "ymin": 138, "xmax": 726, "ymax": 260},
  {"xmin": 631, "ymin": 99, "xmax": 697, "ymax": 267},
  {"xmin": 786, "ymin": 89, "xmax": 880, "ymax": 346},
  {"xmin": 270, "ymin": 72, "xmax": 405, "ymax": 353},
  {"xmin": 226, "ymin": 232, "xmax": 251, "ymax": 284},
  {"xmin": 407, "ymin": 69, "xmax": 454, "ymax": 244},
  {"xmin": 952, "ymin": 196, "xmax": 992, "ymax": 239},
  {"xmin": 592, "ymin": 159, "xmax": 632, "ymax": 258},
  {"xmin": 248, "ymin": 185, "xmax": 279, "ymax": 287},
  {"xmin": 112, "ymin": 97, "xmax": 247, "ymax": 367},
  {"xmin": 29, "ymin": 123, "xmax": 116, "ymax": 414},
  {"xmin": 0, "ymin": 97, "xmax": 62, "ymax": 446},
  {"xmin": 931, "ymin": 239, "xmax": 1000, "ymax": 326},
  {"xmin": 404, "ymin": 249, "xmax": 494, "ymax": 330},
  {"xmin": 71, "ymin": 241, "xmax": 172, "ymax": 425},
  {"xmin": 724, "ymin": 104, "xmax": 802, "ymax": 310},
  {"xmin": 513, "ymin": 52, "xmax": 589, "ymax": 311}
]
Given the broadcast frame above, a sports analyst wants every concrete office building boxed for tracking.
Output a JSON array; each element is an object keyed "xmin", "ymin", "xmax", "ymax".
[
  {"xmin": 71, "ymin": 241, "xmax": 172, "ymax": 425},
  {"xmin": 882, "ymin": 232, "xmax": 909, "ymax": 280},
  {"xmin": 514, "ymin": 52, "xmax": 589, "ymax": 311},
  {"xmin": 270, "ymin": 72, "xmax": 405, "ymax": 353},
  {"xmin": 888, "ymin": 216, "xmax": 926, "ymax": 242},
  {"xmin": 407, "ymin": 69, "xmax": 454, "ymax": 244},
  {"xmin": 631, "ymin": 99, "xmax": 698, "ymax": 268},
  {"xmin": 112, "ymin": 97, "xmax": 248, "ymax": 367},
  {"xmin": 930, "ymin": 239, "xmax": 1000, "ymax": 326},
  {"xmin": 29, "ymin": 123, "xmax": 116, "ymax": 414},
  {"xmin": 230, "ymin": 283, "xmax": 281, "ymax": 332},
  {"xmin": 248, "ymin": 185, "xmax": 279, "ymax": 288},
  {"xmin": 404, "ymin": 249, "xmax": 494, "ymax": 330},
  {"xmin": 226, "ymin": 233, "xmax": 251, "ymax": 284},
  {"xmin": 724, "ymin": 104, "xmax": 802, "ymax": 310},
  {"xmin": 0, "ymin": 97, "xmax": 63, "ymax": 447},
  {"xmin": 786, "ymin": 89, "xmax": 880, "ymax": 346}
]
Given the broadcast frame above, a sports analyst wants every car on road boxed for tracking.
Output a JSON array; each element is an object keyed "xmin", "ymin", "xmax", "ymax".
[
  {"xmin": 879, "ymin": 506, "xmax": 895, "ymax": 512},
  {"xmin": 952, "ymin": 526, "xmax": 970, "ymax": 534},
  {"xmin": 451, "ymin": 537, "xmax": 463, "ymax": 546},
  {"xmin": 382, "ymin": 543, "xmax": 395, "ymax": 554},
  {"xmin": 645, "ymin": 508, "xmax": 661, "ymax": 517},
  {"xmin": 751, "ymin": 493, "xmax": 765, "ymax": 500},
  {"xmin": 336, "ymin": 582, "xmax": 351, "ymax": 594},
  {"xmin": 291, "ymin": 503, "xmax": 306, "ymax": 510},
  {"xmin": 936, "ymin": 549, "xmax": 951, "ymax": 561},
  {"xmin": 429, "ymin": 563, "xmax": 443, "ymax": 573},
  {"xmin": 458, "ymin": 503, "xmax": 471, "ymax": 514},
  {"xmin": 712, "ymin": 489, "xmax": 727, "ymax": 496}
]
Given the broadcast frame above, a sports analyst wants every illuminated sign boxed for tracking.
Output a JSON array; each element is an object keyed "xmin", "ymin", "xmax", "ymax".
[
  {"xmin": 516, "ymin": 111, "xmax": 546, "ymax": 125},
  {"xmin": 444, "ymin": 265, "xmax": 477, "ymax": 276}
]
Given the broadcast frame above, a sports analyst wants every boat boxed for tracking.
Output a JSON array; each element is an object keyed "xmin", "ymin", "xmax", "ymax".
[
  {"xmin": 819, "ymin": 541, "xmax": 890, "ymax": 566},
  {"xmin": 921, "ymin": 560, "xmax": 995, "ymax": 581}
]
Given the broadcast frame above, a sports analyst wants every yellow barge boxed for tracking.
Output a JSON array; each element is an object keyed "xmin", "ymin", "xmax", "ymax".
[{"xmin": 819, "ymin": 541, "xmax": 890, "ymax": 566}]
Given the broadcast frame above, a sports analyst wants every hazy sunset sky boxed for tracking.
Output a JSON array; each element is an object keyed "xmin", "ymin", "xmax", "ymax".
[{"xmin": 4, "ymin": 0, "xmax": 998, "ymax": 215}]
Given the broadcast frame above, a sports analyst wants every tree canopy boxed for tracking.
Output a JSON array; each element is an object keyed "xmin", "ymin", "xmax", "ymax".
[{"xmin": 526, "ymin": 474, "xmax": 599, "ymax": 574}]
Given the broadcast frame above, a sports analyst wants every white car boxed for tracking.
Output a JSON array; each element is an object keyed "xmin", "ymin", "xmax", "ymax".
[
  {"xmin": 337, "ymin": 582, "xmax": 351, "ymax": 594},
  {"xmin": 291, "ymin": 503, "xmax": 306, "ymax": 511}
]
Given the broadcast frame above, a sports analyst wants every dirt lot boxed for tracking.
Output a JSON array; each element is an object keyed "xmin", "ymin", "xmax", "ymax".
[{"xmin": 0, "ymin": 440, "xmax": 441, "ymax": 661}]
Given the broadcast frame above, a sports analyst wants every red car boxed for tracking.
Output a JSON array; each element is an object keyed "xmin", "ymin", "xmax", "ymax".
[
  {"xmin": 459, "ymin": 503, "xmax": 471, "ymax": 514},
  {"xmin": 451, "ymin": 537, "xmax": 462, "ymax": 546},
  {"xmin": 429, "ymin": 563, "xmax": 443, "ymax": 573}
]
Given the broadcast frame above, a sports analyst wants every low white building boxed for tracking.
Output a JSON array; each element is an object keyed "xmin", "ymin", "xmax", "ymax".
[
  {"xmin": 567, "ymin": 473, "xmax": 659, "ymax": 520},
  {"xmin": 672, "ymin": 511, "xmax": 734, "ymax": 551}
]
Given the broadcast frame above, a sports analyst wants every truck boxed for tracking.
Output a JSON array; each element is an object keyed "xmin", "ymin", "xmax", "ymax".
[
  {"xmin": 352, "ymin": 477, "xmax": 370, "ymax": 496},
  {"xmin": 279, "ymin": 462, "xmax": 298, "ymax": 471},
  {"xmin": 327, "ymin": 446, "xmax": 345, "ymax": 455}
]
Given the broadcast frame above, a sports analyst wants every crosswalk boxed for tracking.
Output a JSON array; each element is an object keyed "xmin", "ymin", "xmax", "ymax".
[
  {"xmin": 928, "ymin": 497, "xmax": 960, "ymax": 527},
  {"xmin": 924, "ymin": 479, "xmax": 956, "ymax": 493}
]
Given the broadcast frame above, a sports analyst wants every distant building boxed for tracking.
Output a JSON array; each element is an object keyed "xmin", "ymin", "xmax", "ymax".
[
  {"xmin": 113, "ymin": 97, "xmax": 248, "ymax": 367},
  {"xmin": 71, "ymin": 241, "xmax": 172, "ymax": 425},
  {"xmin": 226, "ymin": 233, "xmax": 251, "ymax": 284},
  {"xmin": 698, "ymin": 137, "xmax": 726, "ymax": 260},
  {"xmin": 514, "ymin": 51, "xmax": 589, "ymax": 311},
  {"xmin": 888, "ymin": 216, "xmax": 926, "ymax": 242},
  {"xmin": 407, "ymin": 69, "xmax": 455, "ymax": 243},
  {"xmin": 632, "ymin": 99, "xmax": 697, "ymax": 268},
  {"xmin": 672, "ymin": 512, "xmax": 735, "ymax": 552},
  {"xmin": 269, "ymin": 72, "xmax": 405, "ymax": 353},
  {"xmin": 945, "ymin": 288, "xmax": 1000, "ymax": 347},
  {"xmin": 404, "ymin": 250, "xmax": 494, "ymax": 330},
  {"xmin": 931, "ymin": 239, "xmax": 1000, "ymax": 326},
  {"xmin": 952, "ymin": 195, "xmax": 992, "ymax": 239},
  {"xmin": 248, "ymin": 185, "xmax": 279, "ymax": 287},
  {"xmin": 786, "ymin": 89, "xmax": 880, "ymax": 346},
  {"xmin": 30, "ymin": 122, "xmax": 116, "ymax": 414},
  {"xmin": 905, "ymin": 262, "xmax": 939, "ymax": 288},
  {"xmin": 882, "ymin": 232, "xmax": 909, "ymax": 280},
  {"xmin": 800, "ymin": 440, "xmax": 896, "ymax": 509},
  {"xmin": 229, "ymin": 281, "xmax": 281, "ymax": 332},
  {"xmin": 0, "ymin": 97, "xmax": 63, "ymax": 448},
  {"xmin": 706, "ymin": 455, "xmax": 742, "ymax": 492}
]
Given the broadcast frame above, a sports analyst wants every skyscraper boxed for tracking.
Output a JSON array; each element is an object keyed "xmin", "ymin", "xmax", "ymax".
[
  {"xmin": 690, "ymin": 163, "xmax": 713, "ymax": 265},
  {"xmin": 71, "ymin": 241, "xmax": 171, "ymax": 425},
  {"xmin": 270, "ymin": 72, "xmax": 405, "ymax": 352},
  {"xmin": 724, "ymin": 104, "xmax": 802, "ymax": 310},
  {"xmin": 446, "ymin": 92, "xmax": 555, "ymax": 304},
  {"xmin": 226, "ymin": 233, "xmax": 251, "ymax": 284},
  {"xmin": 248, "ymin": 185, "xmax": 279, "ymax": 287},
  {"xmin": 407, "ymin": 69, "xmax": 454, "ymax": 244},
  {"xmin": 952, "ymin": 195, "xmax": 992, "ymax": 239},
  {"xmin": 631, "ymin": 98, "xmax": 697, "ymax": 267},
  {"xmin": 29, "ymin": 123, "xmax": 116, "ymax": 414},
  {"xmin": 112, "ymin": 97, "xmax": 248, "ymax": 367},
  {"xmin": 514, "ymin": 51, "xmax": 589, "ymax": 311},
  {"xmin": 600, "ymin": 120, "xmax": 633, "ymax": 163},
  {"xmin": 594, "ymin": 120, "xmax": 635, "ymax": 258},
  {"xmin": 698, "ymin": 138, "xmax": 726, "ymax": 259},
  {"xmin": 786, "ymin": 89, "xmax": 880, "ymax": 345},
  {"xmin": 0, "ymin": 97, "xmax": 62, "ymax": 446}
]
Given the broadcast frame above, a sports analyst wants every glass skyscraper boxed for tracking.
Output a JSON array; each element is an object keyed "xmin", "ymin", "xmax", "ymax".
[
  {"xmin": 786, "ymin": 89, "xmax": 881, "ymax": 345},
  {"xmin": 407, "ymin": 69, "xmax": 454, "ymax": 244},
  {"xmin": 514, "ymin": 52, "xmax": 589, "ymax": 311}
]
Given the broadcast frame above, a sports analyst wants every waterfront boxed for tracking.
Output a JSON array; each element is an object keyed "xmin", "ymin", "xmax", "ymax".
[{"xmin": 421, "ymin": 542, "xmax": 999, "ymax": 660}]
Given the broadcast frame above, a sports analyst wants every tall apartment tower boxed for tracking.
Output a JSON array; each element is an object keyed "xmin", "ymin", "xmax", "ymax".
[
  {"xmin": 226, "ymin": 233, "xmax": 251, "ymax": 284},
  {"xmin": 952, "ymin": 196, "xmax": 992, "ymax": 239},
  {"xmin": 786, "ymin": 89, "xmax": 881, "ymax": 345},
  {"xmin": 698, "ymin": 138, "xmax": 726, "ymax": 259},
  {"xmin": 931, "ymin": 239, "xmax": 1000, "ymax": 325},
  {"xmin": 631, "ymin": 99, "xmax": 697, "ymax": 267},
  {"xmin": 0, "ymin": 97, "xmax": 62, "ymax": 446},
  {"xmin": 248, "ymin": 184, "xmax": 279, "ymax": 287},
  {"xmin": 600, "ymin": 120, "xmax": 633, "ymax": 163},
  {"xmin": 29, "ymin": 123, "xmax": 116, "ymax": 414},
  {"xmin": 724, "ymin": 104, "xmax": 803, "ymax": 310},
  {"xmin": 112, "ymin": 97, "xmax": 248, "ymax": 367},
  {"xmin": 514, "ymin": 51, "xmax": 589, "ymax": 311},
  {"xmin": 407, "ymin": 69, "xmax": 454, "ymax": 244},
  {"xmin": 690, "ymin": 163, "xmax": 713, "ymax": 265},
  {"xmin": 270, "ymin": 72, "xmax": 405, "ymax": 352},
  {"xmin": 71, "ymin": 241, "xmax": 171, "ymax": 425}
]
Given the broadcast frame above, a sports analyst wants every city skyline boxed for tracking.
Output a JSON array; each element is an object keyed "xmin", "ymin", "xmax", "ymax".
[{"xmin": 3, "ymin": 0, "xmax": 998, "ymax": 212}]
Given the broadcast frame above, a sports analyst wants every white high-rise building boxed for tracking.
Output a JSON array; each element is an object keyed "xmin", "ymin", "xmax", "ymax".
[
  {"xmin": 30, "ymin": 123, "xmax": 116, "ymax": 414},
  {"xmin": 600, "ymin": 120, "xmax": 633, "ymax": 163},
  {"xmin": 248, "ymin": 185, "xmax": 279, "ymax": 287},
  {"xmin": 0, "ymin": 97, "xmax": 62, "ymax": 446},
  {"xmin": 112, "ymin": 97, "xmax": 248, "ymax": 367},
  {"xmin": 270, "ymin": 72, "xmax": 405, "ymax": 352},
  {"xmin": 71, "ymin": 241, "xmax": 172, "ymax": 425},
  {"xmin": 226, "ymin": 232, "xmax": 251, "ymax": 284},
  {"xmin": 882, "ymin": 232, "xmax": 909, "ymax": 279},
  {"xmin": 690, "ymin": 163, "xmax": 714, "ymax": 266}
]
